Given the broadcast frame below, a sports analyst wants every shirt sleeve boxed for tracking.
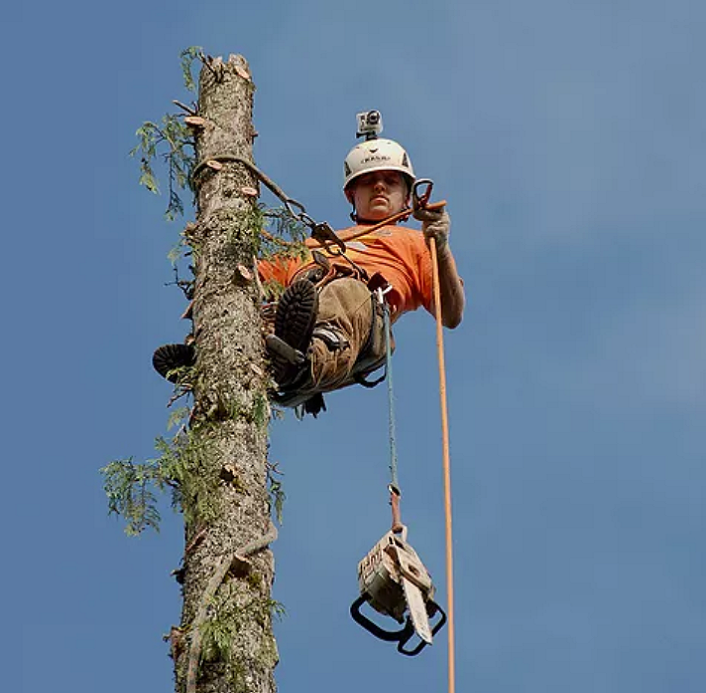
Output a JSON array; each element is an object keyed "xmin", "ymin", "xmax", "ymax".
[{"xmin": 258, "ymin": 255, "xmax": 300, "ymax": 286}]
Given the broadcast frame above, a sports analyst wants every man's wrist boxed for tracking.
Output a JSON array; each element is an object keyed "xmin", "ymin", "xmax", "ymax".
[{"xmin": 434, "ymin": 238, "xmax": 451, "ymax": 255}]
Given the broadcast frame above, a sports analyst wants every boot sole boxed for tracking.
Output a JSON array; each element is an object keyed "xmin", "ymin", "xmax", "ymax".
[
  {"xmin": 269, "ymin": 279, "xmax": 318, "ymax": 386},
  {"xmin": 274, "ymin": 279, "xmax": 318, "ymax": 350},
  {"xmin": 153, "ymin": 343, "xmax": 195, "ymax": 382}
]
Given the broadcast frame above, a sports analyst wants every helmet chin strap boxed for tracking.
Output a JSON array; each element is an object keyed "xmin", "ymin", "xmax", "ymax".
[
  {"xmin": 350, "ymin": 208, "xmax": 393, "ymax": 226},
  {"xmin": 350, "ymin": 202, "xmax": 377, "ymax": 225}
]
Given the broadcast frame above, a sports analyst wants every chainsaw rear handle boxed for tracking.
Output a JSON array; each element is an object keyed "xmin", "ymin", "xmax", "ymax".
[{"xmin": 350, "ymin": 594, "xmax": 447, "ymax": 657}]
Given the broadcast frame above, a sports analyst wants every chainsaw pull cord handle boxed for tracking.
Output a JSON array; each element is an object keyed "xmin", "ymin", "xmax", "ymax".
[{"xmin": 389, "ymin": 485, "xmax": 404, "ymax": 535}]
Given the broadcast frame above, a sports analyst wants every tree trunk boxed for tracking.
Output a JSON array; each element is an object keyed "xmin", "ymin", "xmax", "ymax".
[{"xmin": 174, "ymin": 54, "xmax": 277, "ymax": 693}]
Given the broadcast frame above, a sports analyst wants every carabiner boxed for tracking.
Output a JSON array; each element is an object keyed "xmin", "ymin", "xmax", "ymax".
[
  {"xmin": 284, "ymin": 197, "xmax": 307, "ymax": 220},
  {"xmin": 413, "ymin": 178, "xmax": 434, "ymax": 210}
]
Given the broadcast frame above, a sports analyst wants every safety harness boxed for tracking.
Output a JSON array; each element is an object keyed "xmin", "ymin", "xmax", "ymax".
[{"xmin": 264, "ymin": 251, "xmax": 389, "ymax": 415}]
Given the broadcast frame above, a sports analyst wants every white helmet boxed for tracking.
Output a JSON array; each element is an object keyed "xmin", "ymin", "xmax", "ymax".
[{"xmin": 343, "ymin": 138, "xmax": 415, "ymax": 194}]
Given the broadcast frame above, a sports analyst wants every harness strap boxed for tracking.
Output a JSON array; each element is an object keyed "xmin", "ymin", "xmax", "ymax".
[
  {"xmin": 349, "ymin": 272, "xmax": 394, "ymax": 387},
  {"xmin": 292, "ymin": 249, "xmax": 370, "ymax": 288},
  {"xmin": 353, "ymin": 370, "xmax": 386, "ymax": 388},
  {"xmin": 292, "ymin": 259, "xmax": 391, "ymax": 391}
]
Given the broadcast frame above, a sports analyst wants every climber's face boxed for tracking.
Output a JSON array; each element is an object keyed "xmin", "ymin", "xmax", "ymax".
[{"xmin": 349, "ymin": 170, "xmax": 409, "ymax": 222}]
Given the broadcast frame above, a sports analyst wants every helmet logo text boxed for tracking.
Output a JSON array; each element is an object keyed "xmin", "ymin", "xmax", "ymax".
[{"xmin": 361, "ymin": 155, "xmax": 392, "ymax": 164}]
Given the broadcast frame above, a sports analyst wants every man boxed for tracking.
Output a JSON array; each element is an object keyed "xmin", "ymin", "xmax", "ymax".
[
  {"xmin": 153, "ymin": 135, "xmax": 464, "ymax": 415},
  {"xmin": 258, "ymin": 135, "xmax": 464, "ymax": 414}
]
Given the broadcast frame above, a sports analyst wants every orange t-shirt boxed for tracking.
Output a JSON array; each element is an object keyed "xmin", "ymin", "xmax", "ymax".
[{"xmin": 258, "ymin": 224, "xmax": 435, "ymax": 318}]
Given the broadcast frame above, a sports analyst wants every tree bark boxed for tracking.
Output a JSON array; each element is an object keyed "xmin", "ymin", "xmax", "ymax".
[{"xmin": 174, "ymin": 54, "xmax": 277, "ymax": 693}]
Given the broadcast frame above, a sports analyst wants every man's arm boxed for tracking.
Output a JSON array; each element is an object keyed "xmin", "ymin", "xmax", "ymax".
[
  {"xmin": 434, "ymin": 242, "xmax": 465, "ymax": 328},
  {"xmin": 415, "ymin": 208, "xmax": 465, "ymax": 329}
]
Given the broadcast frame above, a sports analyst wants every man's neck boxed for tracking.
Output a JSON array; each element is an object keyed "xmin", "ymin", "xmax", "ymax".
[{"xmin": 354, "ymin": 211, "xmax": 407, "ymax": 226}]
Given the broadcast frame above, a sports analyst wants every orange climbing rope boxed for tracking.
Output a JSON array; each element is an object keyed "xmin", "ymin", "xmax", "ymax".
[{"xmin": 430, "ymin": 238, "xmax": 456, "ymax": 693}]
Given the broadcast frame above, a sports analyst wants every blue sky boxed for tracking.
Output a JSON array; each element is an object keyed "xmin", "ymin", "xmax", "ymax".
[{"xmin": 3, "ymin": 1, "xmax": 705, "ymax": 691}]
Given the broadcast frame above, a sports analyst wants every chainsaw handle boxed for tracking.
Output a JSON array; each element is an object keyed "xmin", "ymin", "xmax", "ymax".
[
  {"xmin": 350, "ymin": 594, "xmax": 411, "ymax": 643},
  {"xmin": 350, "ymin": 594, "xmax": 447, "ymax": 657},
  {"xmin": 396, "ymin": 600, "xmax": 448, "ymax": 657}
]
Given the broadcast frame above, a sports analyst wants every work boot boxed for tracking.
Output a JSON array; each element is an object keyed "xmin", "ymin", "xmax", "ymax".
[
  {"xmin": 152, "ymin": 343, "xmax": 196, "ymax": 382},
  {"xmin": 266, "ymin": 279, "xmax": 318, "ymax": 387}
]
